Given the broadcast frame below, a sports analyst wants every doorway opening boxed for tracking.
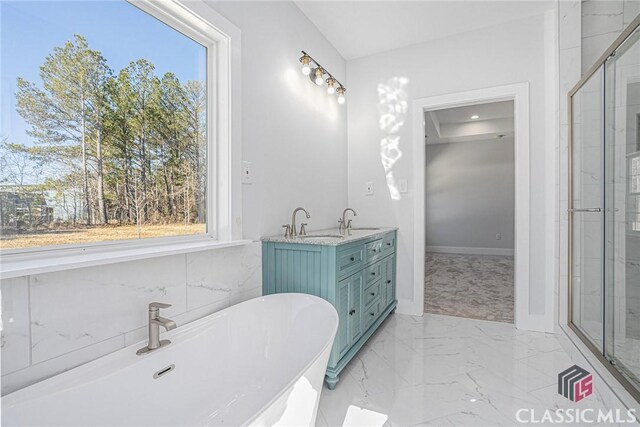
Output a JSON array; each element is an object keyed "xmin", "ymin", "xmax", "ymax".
[{"xmin": 423, "ymin": 100, "xmax": 515, "ymax": 323}]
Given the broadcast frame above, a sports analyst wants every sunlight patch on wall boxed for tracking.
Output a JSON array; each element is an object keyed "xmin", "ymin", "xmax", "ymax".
[
  {"xmin": 377, "ymin": 77, "xmax": 408, "ymax": 200},
  {"xmin": 284, "ymin": 68, "xmax": 338, "ymax": 121},
  {"xmin": 343, "ymin": 405, "xmax": 389, "ymax": 426}
]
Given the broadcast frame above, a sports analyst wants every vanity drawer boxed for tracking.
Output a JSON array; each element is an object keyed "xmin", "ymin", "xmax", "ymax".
[
  {"xmin": 365, "ymin": 239, "xmax": 383, "ymax": 263},
  {"xmin": 364, "ymin": 281, "xmax": 381, "ymax": 308},
  {"xmin": 364, "ymin": 262, "xmax": 382, "ymax": 286},
  {"xmin": 381, "ymin": 234, "xmax": 396, "ymax": 256},
  {"xmin": 337, "ymin": 246, "xmax": 365, "ymax": 278},
  {"xmin": 364, "ymin": 298, "xmax": 382, "ymax": 330}
]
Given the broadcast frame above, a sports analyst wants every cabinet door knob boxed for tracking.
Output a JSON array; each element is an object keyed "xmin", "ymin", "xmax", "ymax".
[
  {"xmin": 386, "ymin": 242, "xmax": 392, "ymax": 246},
  {"xmin": 371, "ymin": 271, "xmax": 376, "ymax": 276},
  {"xmin": 387, "ymin": 280, "xmax": 392, "ymax": 284},
  {"xmin": 372, "ymin": 248, "xmax": 377, "ymax": 252},
  {"xmin": 369, "ymin": 312, "xmax": 375, "ymax": 316},
  {"xmin": 350, "ymin": 256, "xmax": 355, "ymax": 261},
  {"xmin": 349, "ymin": 309, "xmax": 356, "ymax": 315},
  {"xmin": 370, "ymin": 292, "xmax": 375, "ymax": 296}
]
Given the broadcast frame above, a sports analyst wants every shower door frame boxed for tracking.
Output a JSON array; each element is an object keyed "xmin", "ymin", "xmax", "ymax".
[{"xmin": 567, "ymin": 13, "xmax": 640, "ymax": 403}]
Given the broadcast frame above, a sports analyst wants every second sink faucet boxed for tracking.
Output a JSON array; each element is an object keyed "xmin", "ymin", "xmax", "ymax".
[
  {"xmin": 339, "ymin": 208, "xmax": 358, "ymax": 234},
  {"xmin": 285, "ymin": 207, "xmax": 311, "ymax": 238}
]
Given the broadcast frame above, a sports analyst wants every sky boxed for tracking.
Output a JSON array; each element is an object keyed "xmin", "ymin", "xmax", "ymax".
[{"xmin": 0, "ymin": 0, "xmax": 207, "ymax": 148}]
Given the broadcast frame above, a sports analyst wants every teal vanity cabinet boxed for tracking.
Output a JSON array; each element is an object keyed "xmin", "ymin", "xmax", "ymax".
[{"xmin": 262, "ymin": 229, "xmax": 397, "ymax": 389}]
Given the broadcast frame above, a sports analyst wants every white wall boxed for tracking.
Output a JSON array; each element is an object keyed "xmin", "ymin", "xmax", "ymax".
[
  {"xmin": 208, "ymin": 1, "xmax": 348, "ymax": 239},
  {"xmin": 425, "ymin": 138, "xmax": 515, "ymax": 253},
  {"xmin": 346, "ymin": 12, "xmax": 557, "ymax": 324},
  {"xmin": 0, "ymin": 0, "xmax": 348, "ymax": 395}
]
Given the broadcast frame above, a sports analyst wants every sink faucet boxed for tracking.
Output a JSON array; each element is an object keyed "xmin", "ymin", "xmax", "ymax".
[
  {"xmin": 339, "ymin": 208, "xmax": 358, "ymax": 234},
  {"xmin": 287, "ymin": 207, "xmax": 310, "ymax": 238},
  {"xmin": 136, "ymin": 302, "xmax": 177, "ymax": 355}
]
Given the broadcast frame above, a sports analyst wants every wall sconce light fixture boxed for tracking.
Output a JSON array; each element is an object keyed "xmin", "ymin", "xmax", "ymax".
[{"xmin": 299, "ymin": 50, "xmax": 346, "ymax": 104}]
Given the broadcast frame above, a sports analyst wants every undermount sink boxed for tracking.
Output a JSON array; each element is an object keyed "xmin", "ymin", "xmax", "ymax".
[
  {"xmin": 298, "ymin": 234, "xmax": 344, "ymax": 239},
  {"xmin": 350, "ymin": 227, "xmax": 381, "ymax": 231}
]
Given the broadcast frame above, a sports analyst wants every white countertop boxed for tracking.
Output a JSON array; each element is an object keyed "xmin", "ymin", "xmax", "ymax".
[{"xmin": 261, "ymin": 227, "xmax": 397, "ymax": 246}]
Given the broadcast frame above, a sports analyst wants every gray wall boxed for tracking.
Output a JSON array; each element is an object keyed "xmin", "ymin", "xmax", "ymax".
[{"xmin": 425, "ymin": 138, "xmax": 515, "ymax": 253}]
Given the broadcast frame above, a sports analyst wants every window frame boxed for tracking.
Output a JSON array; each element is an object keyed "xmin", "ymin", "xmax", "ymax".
[{"xmin": 0, "ymin": 0, "xmax": 244, "ymax": 277}]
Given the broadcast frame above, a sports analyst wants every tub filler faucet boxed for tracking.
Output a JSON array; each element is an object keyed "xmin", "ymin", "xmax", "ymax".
[{"xmin": 136, "ymin": 302, "xmax": 177, "ymax": 355}]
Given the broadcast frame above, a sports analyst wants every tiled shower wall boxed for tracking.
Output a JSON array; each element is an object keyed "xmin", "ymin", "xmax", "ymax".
[
  {"xmin": 581, "ymin": 0, "xmax": 640, "ymax": 74},
  {"xmin": 0, "ymin": 242, "xmax": 262, "ymax": 395},
  {"xmin": 557, "ymin": 0, "xmax": 582, "ymax": 329},
  {"xmin": 557, "ymin": 0, "xmax": 639, "ymax": 328}
]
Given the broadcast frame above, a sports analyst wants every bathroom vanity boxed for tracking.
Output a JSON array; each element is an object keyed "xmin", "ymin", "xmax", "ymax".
[{"xmin": 262, "ymin": 228, "xmax": 397, "ymax": 389}]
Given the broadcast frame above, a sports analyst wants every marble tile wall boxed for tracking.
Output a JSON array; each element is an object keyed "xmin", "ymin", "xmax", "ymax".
[
  {"xmin": 557, "ymin": 0, "xmax": 582, "ymax": 329},
  {"xmin": 0, "ymin": 242, "xmax": 262, "ymax": 395},
  {"xmin": 559, "ymin": 0, "xmax": 638, "ymax": 329},
  {"xmin": 581, "ymin": 0, "xmax": 639, "ymax": 74}
]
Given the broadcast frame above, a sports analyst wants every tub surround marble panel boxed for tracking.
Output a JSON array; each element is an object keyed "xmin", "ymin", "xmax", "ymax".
[
  {"xmin": 186, "ymin": 244, "xmax": 262, "ymax": 310},
  {"xmin": 29, "ymin": 255, "xmax": 188, "ymax": 364},
  {"xmin": 0, "ymin": 242, "xmax": 262, "ymax": 395},
  {"xmin": 1, "ymin": 277, "xmax": 31, "ymax": 374}
]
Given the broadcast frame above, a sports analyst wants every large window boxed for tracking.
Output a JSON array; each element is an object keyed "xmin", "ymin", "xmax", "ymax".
[{"xmin": 0, "ymin": 0, "xmax": 213, "ymax": 252}]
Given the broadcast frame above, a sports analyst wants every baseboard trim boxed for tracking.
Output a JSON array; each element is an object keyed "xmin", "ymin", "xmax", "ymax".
[{"xmin": 426, "ymin": 245, "xmax": 514, "ymax": 256}]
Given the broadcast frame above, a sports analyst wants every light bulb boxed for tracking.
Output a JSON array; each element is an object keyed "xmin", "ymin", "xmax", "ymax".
[
  {"xmin": 312, "ymin": 68, "xmax": 325, "ymax": 86},
  {"xmin": 327, "ymin": 77, "xmax": 336, "ymax": 94},
  {"xmin": 336, "ymin": 86, "xmax": 346, "ymax": 104},
  {"xmin": 300, "ymin": 54, "xmax": 312, "ymax": 75}
]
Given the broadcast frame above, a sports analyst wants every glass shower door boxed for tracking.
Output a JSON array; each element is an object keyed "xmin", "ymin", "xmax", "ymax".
[
  {"xmin": 604, "ymin": 26, "xmax": 640, "ymax": 390},
  {"xmin": 570, "ymin": 65, "xmax": 605, "ymax": 351}
]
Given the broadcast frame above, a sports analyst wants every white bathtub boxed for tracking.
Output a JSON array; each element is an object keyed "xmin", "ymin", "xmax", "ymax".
[{"xmin": 2, "ymin": 293, "xmax": 338, "ymax": 427}]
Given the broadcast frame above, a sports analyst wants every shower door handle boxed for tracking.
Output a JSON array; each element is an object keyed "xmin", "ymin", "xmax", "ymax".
[{"xmin": 568, "ymin": 208, "xmax": 602, "ymax": 213}]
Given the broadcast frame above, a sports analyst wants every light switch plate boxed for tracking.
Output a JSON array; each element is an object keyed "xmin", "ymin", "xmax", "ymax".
[
  {"xmin": 398, "ymin": 179, "xmax": 408, "ymax": 193},
  {"xmin": 365, "ymin": 182, "xmax": 374, "ymax": 195},
  {"xmin": 242, "ymin": 161, "xmax": 252, "ymax": 184}
]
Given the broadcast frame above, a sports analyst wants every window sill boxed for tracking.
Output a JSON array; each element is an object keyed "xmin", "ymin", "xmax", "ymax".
[{"xmin": 0, "ymin": 239, "xmax": 253, "ymax": 280}]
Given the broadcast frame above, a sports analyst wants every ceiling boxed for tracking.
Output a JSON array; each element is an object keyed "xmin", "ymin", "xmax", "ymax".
[
  {"xmin": 294, "ymin": 1, "xmax": 555, "ymax": 60},
  {"xmin": 425, "ymin": 100, "xmax": 514, "ymax": 145}
]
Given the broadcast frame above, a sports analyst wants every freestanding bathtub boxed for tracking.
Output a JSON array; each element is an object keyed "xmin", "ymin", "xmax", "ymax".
[{"xmin": 2, "ymin": 293, "xmax": 338, "ymax": 426}]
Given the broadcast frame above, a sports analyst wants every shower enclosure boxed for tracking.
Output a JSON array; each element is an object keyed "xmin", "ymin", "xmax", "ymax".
[{"xmin": 569, "ymin": 16, "xmax": 640, "ymax": 401}]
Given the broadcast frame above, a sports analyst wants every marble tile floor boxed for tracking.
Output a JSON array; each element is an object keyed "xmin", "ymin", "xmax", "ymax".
[
  {"xmin": 425, "ymin": 252, "xmax": 514, "ymax": 323},
  {"xmin": 317, "ymin": 313, "xmax": 637, "ymax": 427}
]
